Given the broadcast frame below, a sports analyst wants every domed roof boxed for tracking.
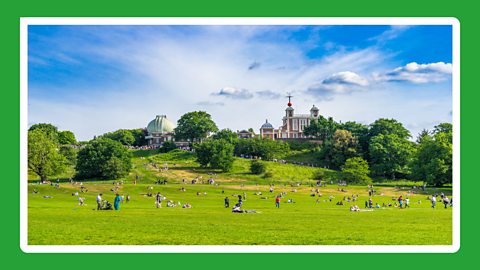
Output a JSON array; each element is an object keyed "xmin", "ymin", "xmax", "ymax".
[
  {"xmin": 147, "ymin": 115, "xmax": 175, "ymax": 134},
  {"xmin": 261, "ymin": 119, "xmax": 274, "ymax": 129},
  {"xmin": 310, "ymin": 104, "xmax": 319, "ymax": 111},
  {"xmin": 286, "ymin": 106, "xmax": 294, "ymax": 111}
]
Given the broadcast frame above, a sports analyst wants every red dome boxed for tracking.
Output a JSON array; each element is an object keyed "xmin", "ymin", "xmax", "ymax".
[{"xmin": 287, "ymin": 102, "xmax": 292, "ymax": 107}]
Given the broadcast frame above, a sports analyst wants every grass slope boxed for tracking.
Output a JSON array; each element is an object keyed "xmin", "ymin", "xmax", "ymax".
[{"xmin": 28, "ymin": 149, "xmax": 452, "ymax": 245}]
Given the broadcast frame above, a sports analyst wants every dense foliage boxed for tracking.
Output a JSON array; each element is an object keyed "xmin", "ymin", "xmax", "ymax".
[
  {"xmin": 411, "ymin": 124, "xmax": 452, "ymax": 186},
  {"xmin": 234, "ymin": 138, "xmax": 290, "ymax": 160},
  {"xmin": 28, "ymin": 129, "xmax": 67, "ymax": 181},
  {"xmin": 76, "ymin": 138, "xmax": 132, "ymax": 179},
  {"xmin": 341, "ymin": 157, "xmax": 372, "ymax": 185},
  {"xmin": 174, "ymin": 111, "xmax": 218, "ymax": 143},
  {"xmin": 194, "ymin": 139, "xmax": 234, "ymax": 172}
]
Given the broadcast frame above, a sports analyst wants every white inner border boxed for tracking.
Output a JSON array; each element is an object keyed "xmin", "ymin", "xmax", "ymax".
[{"xmin": 20, "ymin": 17, "xmax": 460, "ymax": 253}]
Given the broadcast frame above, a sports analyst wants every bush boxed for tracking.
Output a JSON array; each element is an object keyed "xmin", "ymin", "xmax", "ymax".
[
  {"xmin": 250, "ymin": 160, "xmax": 267, "ymax": 174},
  {"xmin": 341, "ymin": 157, "xmax": 372, "ymax": 185},
  {"xmin": 159, "ymin": 141, "xmax": 177, "ymax": 153},
  {"xmin": 263, "ymin": 171, "xmax": 273, "ymax": 178}
]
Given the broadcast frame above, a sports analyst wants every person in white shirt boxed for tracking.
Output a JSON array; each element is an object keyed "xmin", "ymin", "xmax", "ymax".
[{"xmin": 96, "ymin": 193, "xmax": 103, "ymax": 210}]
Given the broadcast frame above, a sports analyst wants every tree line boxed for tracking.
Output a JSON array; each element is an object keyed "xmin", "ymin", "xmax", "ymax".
[{"xmin": 27, "ymin": 111, "xmax": 452, "ymax": 186}]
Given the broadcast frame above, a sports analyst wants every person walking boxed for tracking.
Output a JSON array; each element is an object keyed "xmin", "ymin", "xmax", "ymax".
[
  {"xmin": 224, "ymin": 196, "xmax": 230, "ymax": 208},
  {"xmin": 398, "ymin": 195, "xmax": 403, "ymax": 209},
  {"xmin": 114, "ymin": 193, "xmax": 121, "ymax": 210},
  {"xmin": 238, "ymin": 195, "xmax": 243, "ymax": 207},
  {"xmin": 431, "ymin": 195, "xmax": 437, "ymax": 209},
  {"xmin": 443, "ymin": 196, "xmax": 450, "ymax": 209},
  {"xmin": 275, "ymin": 196, "xmax": 281, "ymax": 208},
  {"xmin": 96, "ymin": 193, "xmax": 103, "ymax": 210},
  {"xmin": 155, "ymin": 192, "xmax": 162, "ymax": 208}
]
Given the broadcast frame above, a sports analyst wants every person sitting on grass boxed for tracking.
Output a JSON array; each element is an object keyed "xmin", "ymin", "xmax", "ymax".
[
  {"xmin": 350, "ymin": 205, "xmax": 360, "ymax": 212},
  {"xmin": 78, "ymin": 197, "xmax": 85, "ymax": 206},
  {"xmin": 182, "ymin": 203, "xmax": 192, "ymax": 208}
]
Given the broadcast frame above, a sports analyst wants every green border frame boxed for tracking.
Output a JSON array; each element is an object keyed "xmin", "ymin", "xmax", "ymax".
[{"xmin": 2, "ymin": 0, "xmax": 475, "ymax": 268}]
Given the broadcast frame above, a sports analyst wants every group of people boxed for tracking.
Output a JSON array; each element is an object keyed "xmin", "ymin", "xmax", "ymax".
[{"xmin": 96, "ymin": 193, "xmax": 122, "ymax": 211}]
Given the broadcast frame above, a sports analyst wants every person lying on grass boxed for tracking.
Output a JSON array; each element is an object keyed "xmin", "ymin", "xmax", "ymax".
[{"xmin": 232, "ymin": 204, "xmax": 257, "ymax": 213}]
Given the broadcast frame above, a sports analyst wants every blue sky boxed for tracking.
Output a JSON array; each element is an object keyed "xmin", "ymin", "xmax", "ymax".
[{"xmin": 28, "ymin": 24, "xmax": 453, "ymax": 141}]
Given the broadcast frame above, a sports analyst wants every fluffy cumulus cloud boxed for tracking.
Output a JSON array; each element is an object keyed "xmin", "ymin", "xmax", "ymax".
[
  {"xmin": 375, "ymin": 62, "xmax": 452, "ymax": 84},
  {"xmin": 213, "ymin": 87, "xmax": 254, "ymax": 99},
  {"xmin": 308, "ymin": 71, "xmax": 369, "ymax": 96}
]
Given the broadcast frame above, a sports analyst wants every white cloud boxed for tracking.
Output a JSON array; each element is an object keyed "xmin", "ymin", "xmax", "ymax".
[
  {"xmin": 369, "ymin": 25, "xmax": 412, "ymax": 43},
  {"xmin": 28, "ymin": 26, "xmax": 452, "ymax": 141},
  {"xmin": 213, "ymin": 87, "xmax": 254, "ymax": 99},
  {"xmin": 307, "ymin": 71, "xmax": 369, "ymax": 97},
  {"xmin": 375, "ymin": 62, "xmax": 452, "ymax": 83}
]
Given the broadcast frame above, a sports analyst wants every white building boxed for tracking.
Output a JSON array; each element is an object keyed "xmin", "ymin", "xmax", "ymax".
[{"xmin": 260, "ymin": 96, "xmax": 320, "ymax": 139}]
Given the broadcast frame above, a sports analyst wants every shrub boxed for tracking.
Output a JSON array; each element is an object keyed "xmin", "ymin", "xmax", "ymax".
[{"xmin": 250, "ymin": 160, "xmax": 267, "ymax": 174}]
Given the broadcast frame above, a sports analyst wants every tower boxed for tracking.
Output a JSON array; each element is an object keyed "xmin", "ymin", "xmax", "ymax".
[
  {"xmin": 285, "ymin": 93, "xmax": 294, "ymax": 118},
  {"xmin": 310, "ymin": 105, "xmax": 319, "ymax": 118}
]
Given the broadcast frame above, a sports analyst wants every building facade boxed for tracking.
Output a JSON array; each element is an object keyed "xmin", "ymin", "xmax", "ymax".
[
  {"xmin": 260, "ymin": 96, "xmax": 320, "ymax": 140},
  {"xmin": 145, "ymin": 115, "xmax": 175, "ymax": 147}
]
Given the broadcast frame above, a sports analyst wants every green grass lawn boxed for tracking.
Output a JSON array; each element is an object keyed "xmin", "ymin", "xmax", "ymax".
[{"xmin": 28, "ymin": 150, "xmax": 453, "ymax": 245}]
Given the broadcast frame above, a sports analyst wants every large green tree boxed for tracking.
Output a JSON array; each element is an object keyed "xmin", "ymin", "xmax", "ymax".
[
  {"xmin": 303, "ymin": 116, "xmax": 338, "ymax": 141},
  {"xmin": 102, "ymin": 129, "xmax": 135, "ymax": 146},
  {"xmin": 75, "ymin": 138, "xmax": 132, "ymax": 179},
  {"xmin": 369, "ymin": 118, "xmax": 411, "ymax": 139},
  {"xmin": 174, "ymin": 111, "xmax": 218, "ymax": 143},
  {"xmin": 194, "ymin": 139, "xmax": 234, "ymax": 172},
  {"xmin": 329, "ymin": 129, "xmax": 360, "ymax": 168},
  {"xmin": 338, "ymin": 121, "xmax": 369, "ymax": 157},
  {"xmin": 58, "ymin": 130, "xmax": 77, "ymax": 145},
  {"xmin": 28, "ymin": 129, "xmax": 66, "ymax": 182},
  {"xmin": 411, "ymin": 123, "xmax": 452, "ymax": 186},
  {"xmin": 29, "ymin": 123, "xmax": 59, "ymax": 141},
  {"xmin": 234, "ymin": 138, "xmax": 290, "ymax": 160},
  {"xmin": 341, "ymin": 157, "xmax": 372, "ymax": 185},
  {"xmin": 212, "ymin": 129, "xmax": 239, "ymax": 145},
  {"xmin": 130, "ymin": 128, "xmax": 148, "ymax": 146},
  {"xmin": 369, "ymin": 133, "xmax": 414, "ymax": 179}
]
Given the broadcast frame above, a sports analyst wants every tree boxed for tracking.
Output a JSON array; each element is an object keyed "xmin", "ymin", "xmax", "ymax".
[
  {"xmin": 338, "ymin": 121, "xmax": 369, "ymax": 157},
  {"xmin": 411, "ymin": 124, "xmax": 452, "ymax": 186},
  {"xmin": 29, "ymin": 123, "xmax": 59, "ymax": 143},
  {"xmin": 303, "ymin": 116, "xmax": 338, "ymax": 141},
  {"xmin": 75, "ymin": 138, "xmax": 132, "ymax": 179},
  {"xmin": 130, "ymin": 128, "xmax": 148, "ymax": 146},
  {"xmin": 102, "ymin": 129, "xmax": 135, "ymax": 146},
  {"xmin": 250, "ymin": 160, "xmax": 267, "ymax": 174},
  {"xmin": 174, "ymin": 111, "xmax": 218, "ymax": 143},
  {"xmin": 28, "ymin": 129, "xmax": 66, "ymax": 182},
  {"xmin": 433, "ymin": 123, "xmax": 453, "ymax": 136},
  {"xmin": 329, "ymin": 129, "xmax": 360, "ymax": 168},
  {"xmin": 212, "ymin": 129, "xmax": 239, "ymax": 145},
  {"xmin": 194, "ymin": 139, "xmax": 234, "ymax": 172},
  {"xmin": 369, "ymin": 118, "xmax": 411, "ymax": 139},
  {"xmin": 234, "ymin": 138, "xmax": 290, "ymax": 160},
  {"xmin": 369, "ymin": 133, "xmax": 414, "ymax": 179},
  {"xmin": 59, "ymin": 145, "xmax": 77, "ymax": 166},
  {"xmin": 416, "ymin": 129, "xmax": 431, "ymax": 144},
  {"xmin": 341, "ymin": 157, "xmax": 372, "ymax": 185},
  {"xmin": 58, "ymin": 130, "xmax": 77, "ymax": 145}
]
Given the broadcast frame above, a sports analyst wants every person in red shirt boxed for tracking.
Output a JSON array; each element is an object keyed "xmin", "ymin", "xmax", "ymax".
[{"xmin": 275, "ymin": 196, "xmax": 281, "ymax": 208}]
